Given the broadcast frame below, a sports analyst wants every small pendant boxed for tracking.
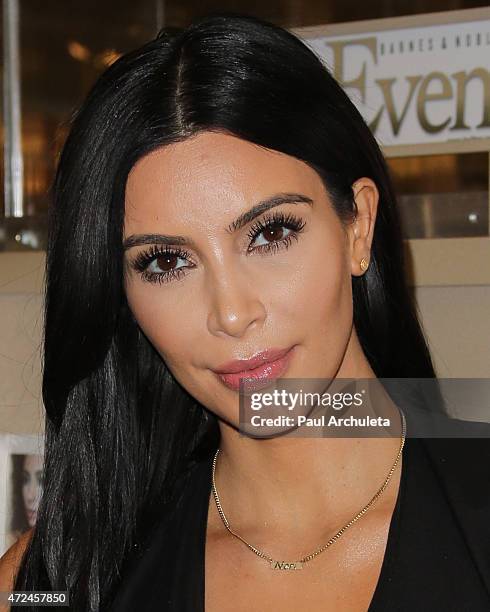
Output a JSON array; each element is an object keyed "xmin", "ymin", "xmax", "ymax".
[{"xmin": 270, "ymin": 560, "xmax": 304, "ymax": 570}]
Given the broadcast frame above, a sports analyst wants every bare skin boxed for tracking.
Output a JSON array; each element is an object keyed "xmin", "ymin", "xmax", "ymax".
[{"xmin": 123, "ymin": 131, "xmax": 404, "ymax": 610}]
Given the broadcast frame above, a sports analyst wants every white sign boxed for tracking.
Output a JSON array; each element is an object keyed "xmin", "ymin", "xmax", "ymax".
[{"xmin": 304, "ymin": 19, "xmax": 490, "ymax": 146}]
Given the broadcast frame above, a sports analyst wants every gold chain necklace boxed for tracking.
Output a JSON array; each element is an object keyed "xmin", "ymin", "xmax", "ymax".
[{"xmin": 211, "ymin": 409, "xmax": 406, "ymax": 570}]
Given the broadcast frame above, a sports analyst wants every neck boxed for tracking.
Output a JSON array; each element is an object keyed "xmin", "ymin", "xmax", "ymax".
[
  {"xmin": 207, "ymin": 338, "xmax": 405, "ymax": 550},
  {"xmin": 209, "ymin": 386, "xmax": 404, "ymax": 546}
]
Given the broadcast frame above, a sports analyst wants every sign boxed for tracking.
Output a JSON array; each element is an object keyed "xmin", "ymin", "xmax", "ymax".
[{"xmin": 303, "ymin": 18, "xmax": 490, "ymax": 146}]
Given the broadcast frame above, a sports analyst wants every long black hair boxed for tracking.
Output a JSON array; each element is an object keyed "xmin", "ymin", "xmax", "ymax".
[{"xmin": 15, "ymin": 12, "xmax": 440, "ymax": 611}]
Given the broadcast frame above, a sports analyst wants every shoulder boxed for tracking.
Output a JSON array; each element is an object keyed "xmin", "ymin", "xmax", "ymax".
[
  {"xmin": 415, "ymin": 433, "xmax": 490, "ymax": 595},
  {"xmin": 415, "ymin": 435, "xmax": 490, "ymax": 565},
  {"xmin": 404, "ymin": 409, "xmax": 490, "ymax": 476},
  {"xmin": 0, "ymin": 528, "xmax": 34, "ymax": 600},
  {"xmin": 418, "ymin": 432, "xmax": 490, "ymax": 494}
]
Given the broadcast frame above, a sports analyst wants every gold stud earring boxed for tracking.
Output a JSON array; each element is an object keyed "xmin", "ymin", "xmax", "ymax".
[{"xmin": 360, "ymin": 258, "xmax": 369, "ymax": 272}]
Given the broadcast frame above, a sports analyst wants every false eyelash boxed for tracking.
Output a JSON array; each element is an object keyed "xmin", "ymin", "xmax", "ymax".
[
  {"xmin": 246, "ymin": 210, "xmax": 306, "ymax": 247},
  {"xmin": 130, "ymin": 244, "xmax": 193, "ymax": 273},
  {"xmin": 129, "ymin": 210, "xmax": 307, "ymax": 285}
]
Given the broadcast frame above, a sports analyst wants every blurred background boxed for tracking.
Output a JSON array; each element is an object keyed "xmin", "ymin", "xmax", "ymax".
[
  {"xmin": 1, "ymin": 0, "xmax": 489, "ymax": 248},
  {"xmin": 0, "ymin": 0, "xmax": 489, "ymax": 441}
]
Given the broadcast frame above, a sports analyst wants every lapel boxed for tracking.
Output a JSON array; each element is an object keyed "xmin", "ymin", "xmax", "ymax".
[{"xmin": 419, "ymin": 436, "xmax": 490, "ymax": 599}]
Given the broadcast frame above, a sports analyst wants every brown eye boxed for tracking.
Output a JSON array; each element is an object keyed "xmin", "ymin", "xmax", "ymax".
[
  {"xmin": 246, "ymin": 210, "xmax": 306, "ymax": 254},
  {"xmin": 262, "ymin": 225, "xmax": 285, "ymax": 243},
  {"xmin": 251, "ymin": 224, "xmax": 292, "ymax": 250},
  {"xmin": 147, "ymin": 251, "xmax": 188, "ymax": 275},
  {"xmin": 155, "ymin": 253, "xmax": 179, "ymax": 272},
  {"xmin": 130, "ymin": 245, "xmax": 194, "ymax": 285}
]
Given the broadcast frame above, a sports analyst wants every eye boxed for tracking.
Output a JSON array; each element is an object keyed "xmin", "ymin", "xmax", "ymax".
[
  {"xmin": 246, "ymin": 210, "xmax": 306, "ymax": 255},
  {"xmin": 128, "ymin": 210, "xmax": 307, "ymax": 285},
  {"xmin": 129, "ymin": 245, "xmax": 195, "ymax": 285}
]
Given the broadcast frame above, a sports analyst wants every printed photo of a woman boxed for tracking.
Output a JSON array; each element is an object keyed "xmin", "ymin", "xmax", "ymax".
[{"xmin": 5, "ymin": 454, "xmax": 44, "ymax": 550}]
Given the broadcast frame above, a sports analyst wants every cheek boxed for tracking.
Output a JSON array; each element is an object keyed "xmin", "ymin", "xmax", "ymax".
[
  {"xmin": 308, "ymin": 251, "xmax": 351, "ymax": 332},
  {"xmin": 283, "ymin": 227, "xmax": 353, "ymax": 372},
  {"xmin": 280, "ymin": 227, "xmax": 351, "ymax": 326},
  {"xmin": 125, "ymin": 282, "xmax": 198, "ymax": 369}
]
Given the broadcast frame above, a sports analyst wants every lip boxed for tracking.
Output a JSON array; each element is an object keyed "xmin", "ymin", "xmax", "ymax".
[
  {"xmin": 213, "ymin": 346, "xmax": 294, "ymax": 374},
  {"xmin": 213, "ymin": 345, "xmax": 296, "ymax": 392}
]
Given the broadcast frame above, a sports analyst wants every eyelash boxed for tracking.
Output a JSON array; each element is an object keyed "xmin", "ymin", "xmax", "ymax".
[{"xmin": 129, "ymin": 210, "xmax": 306, "ymax": 285}]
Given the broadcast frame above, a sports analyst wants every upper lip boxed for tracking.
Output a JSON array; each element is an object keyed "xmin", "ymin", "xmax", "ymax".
[{"xmin": 212, "ymin": 346, "xmax": 294, "ymax": 374}]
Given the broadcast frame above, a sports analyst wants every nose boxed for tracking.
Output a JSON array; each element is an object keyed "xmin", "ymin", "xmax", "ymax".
[
  {"xmin": 25, "ymin": 483, "xmax": 36, "ymax": 501},
  {"xmin": 206, "ymin": 265, "xmax": 266, "ymax": 338}
]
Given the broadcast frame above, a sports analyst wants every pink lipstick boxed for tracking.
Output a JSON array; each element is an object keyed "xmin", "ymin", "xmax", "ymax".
[{"xmin": 213, "ymin": 345, "xmax": 296, "ymax": 392}]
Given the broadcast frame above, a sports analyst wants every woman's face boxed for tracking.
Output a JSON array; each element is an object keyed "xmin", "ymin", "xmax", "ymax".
[
  {"xmin": 123, "ymin": 131, "xmax": 376, "ymax": 429},
  {"xmin": 22, "ymin": 454, "xmax": 43, "ymax": 527}
]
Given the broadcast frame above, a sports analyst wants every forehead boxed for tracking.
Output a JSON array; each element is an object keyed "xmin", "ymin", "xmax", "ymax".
[{"xmin": 124, "ymin": 131, "xmax": 324, "ymax": 228}]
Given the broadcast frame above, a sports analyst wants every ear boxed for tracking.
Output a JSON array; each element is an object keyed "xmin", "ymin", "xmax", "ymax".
[{"xmin": 347, "ymin": 177, "xmax": 379, "ymax": 277}]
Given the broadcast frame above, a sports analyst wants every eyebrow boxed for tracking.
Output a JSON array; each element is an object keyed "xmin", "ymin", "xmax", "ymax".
[{"xmin": 122, "ymin": 193, "xmax": 313, "ymax": 251}]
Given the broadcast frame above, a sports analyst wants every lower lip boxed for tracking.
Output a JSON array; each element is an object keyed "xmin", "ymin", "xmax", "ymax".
[{"xmin": 215, "ymin": 346, "xmax": 296, "ymax": 392}]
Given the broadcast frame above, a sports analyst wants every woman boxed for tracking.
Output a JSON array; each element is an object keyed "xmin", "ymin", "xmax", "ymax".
[
  {"xmin": 1, "ymin": 13, "xmax": 489, "ymax": 612},
  {"xmin": 5, "ymin": 454, "xmax": 44, "ymax": 550}
]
